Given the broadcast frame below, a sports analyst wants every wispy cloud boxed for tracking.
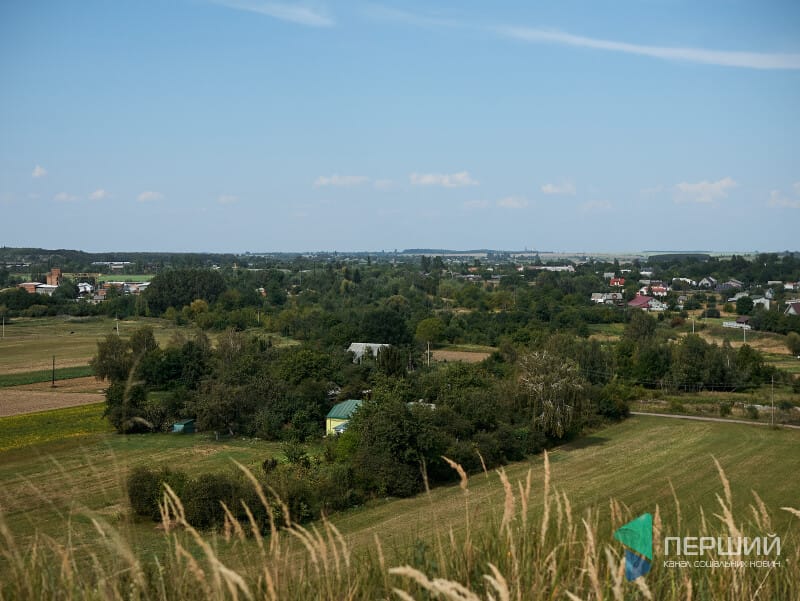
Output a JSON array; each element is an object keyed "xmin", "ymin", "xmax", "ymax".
[
  {"xmin": 640, "ymin": 185, "xmax": 663, "ymax": 199},
  {"xmin": 89, "ymin": 189, "xmax": 109, "ymax": 201},
  {"xmin": 674, "ymin": 177, "xmax": 737, "ymax": 203},
  {"xmin": 410, "ymin": 171, "xmax": 478, "ymax": 188},
  {"xmin": 496, "ymin": 196, "xmax": 528, "ymax": 209},
  {"xmin": 361, "ymin": 5, "xmax": 460, "ymax": 29},
  {"xmin": 373, "ymin": 179, "xmax": 394, "ymax": 190},
  {"xmin": 218, "ymin": 194, "xmax": 238, "ymax": 204},
  {"xmin": 137, "ymin": 190, "xmax": 164, "ymax": 202},
  {"xmin": 580, "ymin": 200, "xmax": 613, "ymax": 213},
  {"xmin": 366, "ymin": 6, "xmax": 800, "ymax": 70},
  {"xmin": 32, "ymin": 165, "xmax": 47, "ymax": 178},
  {"xmin": 768, "ymin": 188, "xmax": 800, "ymax": 209},
  {"xmin": 541, "ymin": 181, "xmax": 576, "ymax": 196},
  {"xmin": 463, "ymin": 199, "xmax": 490, "ymax": 209},
  {"xmin": 211, "ymin": 1, "xmax": 334, "ymax": 27},
  {"xmin": 495, "ymin": 26, "xmax": 800, "ymax": 70},
  {"xmin": 53, "ymin": 192, "xmax": 77, "ymax": 202},
  {"xmin": 314, "ymin": 174, "xmax": 369, "ymax": 187}
]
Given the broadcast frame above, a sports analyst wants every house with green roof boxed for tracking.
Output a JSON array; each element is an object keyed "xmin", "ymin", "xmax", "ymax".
[{"xmin": 326, "ymin": 399, "xmax": 362, "ymax": 435}]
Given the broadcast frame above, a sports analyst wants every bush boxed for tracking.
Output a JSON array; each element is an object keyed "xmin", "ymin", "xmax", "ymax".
[
  {"xmin": 745, "ymin": 405, "xmax": 760, "ymax": 420},
  {"xmin": 596, "ymin": 381, "xmax": 634, "ymax": 420},
  {"xmin": 183, "ymin": 472, "xmax": 247, "ymax": 529},
  {"xmin": 127, "ymin": 466, "xmax": 188, "ymax": 520},
  {"xmin": 719, "ymin": 402, "xmax": 732, "ymax": 417},
  {"xmin": 669, "ymin": 399, "xmax": 685, "ymax": 413}
]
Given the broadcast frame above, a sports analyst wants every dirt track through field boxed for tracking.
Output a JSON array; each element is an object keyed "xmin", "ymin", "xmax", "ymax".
[{"xmin": 0, "ymin": 377, "xmax": 105, "ymax": 417}]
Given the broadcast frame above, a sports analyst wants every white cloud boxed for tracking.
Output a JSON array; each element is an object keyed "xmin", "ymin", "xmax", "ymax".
[
  {"xmin": 495, "ymin": 26, "xmax": 800, "ymax": 70},
  {"xmin": 373, "ymin": 179, "xmax": 394, "ymax": 190},
  {"xmin": 314, "ymin": 174, "xmax": 369, "ymax": 188},
  {"xmin": 541, "ymin": 181, "xmax": 576, "ymax": 195},
  {"xmin": 210, "ymin": 1, "xmax": 334, "ymax": 27},
  {"xmin": 53, "ymin": 192, "xmax": 77, "ymax": 202},
  {"xmin": 768, "ymin": 189, "xmax": 800, "ymax": 209},
  {"xmin": 88, "ymin": 189, "xmax": 109, "ymax": 201},
  {"xmin": 32, "ymin": 165, "xmax": 47, "ymax": 178},
  {"xmin": 218, "ymin": 194, "xmax": 238, "ymax": 204},
  {"xmin": 580, "ymin": 200, "xmax": 613, "ymax": 213},
  {"xmin": 137, "ymin": 190, "xmax": 164, "ymax": 202},
  {"xmin": 640, "ymin": 185, "xmax": 663, "ymax": 199},
  {"xmin": 409, "ymin": 171, "xmax": 478, "ymax": 188},
  {"xmin": 674, "ymin": 177, "xmax": 737, "ymax": 203},
  {"xmin": 463, "ymin": 199, "xmax": 490, "ymax": 209},
  {"xmin": 496, "ymin": 196, "xmax": 528, "ymax": 209}
]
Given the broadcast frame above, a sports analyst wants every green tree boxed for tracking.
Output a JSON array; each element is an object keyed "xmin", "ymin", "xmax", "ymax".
[
  {"xmin": 623, "ymin": 310, "xmax": 656, "ymax": 344},
  {"xmin": 415, "ymin": 317, "xmax": 445, "ymax": 346},
  {"xmin": 736, "ymin": 296, "xmax": 754, "ymax": 315},
  {"xmin": 90, "ymin": 334, "xmax": 132, "ymax": 382},
  {"xmin": 518, "ymin": 350, "xmax": 587, "ymax": 438},
  {"xmin": 786, "ymin": 332, "xmax": 800, "ymax": 356}
]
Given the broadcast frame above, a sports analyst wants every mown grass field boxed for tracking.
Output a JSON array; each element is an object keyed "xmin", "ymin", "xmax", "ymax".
[
  {"xmin": 0, "ymin": 316, "xmax": 299, "ymax": 376},
  {"xmin": 0, "ymin": 316, "xmax": 195, "ymax": 374},
  {"xmin": 1, "ymin": 407, "xmax": 798, "ymax": 572},
  {"xmin": 0, "ymin": 365, "xmax": 94, "ymax": 388}
]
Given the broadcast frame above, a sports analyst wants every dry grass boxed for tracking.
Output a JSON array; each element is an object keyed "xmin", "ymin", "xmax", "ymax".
[
  {"xmin": 432, "ymin": 350, "xmax": 491, "ymax": 363},
  {"xmin": 2, "ymin": 453, "xmax": 798, "ymax": 600},
  {"xmin": 0, "ymin": 385, "xmax": 104, "ymax": 417}
]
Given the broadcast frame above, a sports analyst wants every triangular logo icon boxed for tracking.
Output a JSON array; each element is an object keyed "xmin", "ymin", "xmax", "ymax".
[{"xmin": 613, "ymin": 513, "xmax": 653, "ymax": 580}]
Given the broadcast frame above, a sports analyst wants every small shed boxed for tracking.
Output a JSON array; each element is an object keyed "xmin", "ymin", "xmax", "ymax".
[
  {"xmin": 172, "ymin": 419, "xmax": 196, "ymax": 434},
  {"xmin": 326, "ymin": 399, "xmax": 362, "ymax": 435}
]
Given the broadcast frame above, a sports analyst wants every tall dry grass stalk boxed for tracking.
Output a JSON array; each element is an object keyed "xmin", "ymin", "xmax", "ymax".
[{"xmin": 1, "ymin": 458, "xmax": 799, "ymax": 601}]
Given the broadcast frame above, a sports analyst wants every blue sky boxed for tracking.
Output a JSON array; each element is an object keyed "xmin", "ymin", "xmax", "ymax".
[{"xmin": 1, "ymin": 1, "xmax": 798, "ymax": 253}]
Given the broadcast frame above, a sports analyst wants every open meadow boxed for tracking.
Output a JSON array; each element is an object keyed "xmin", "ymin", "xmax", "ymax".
[
  {"xmin": 2, "ymin": 408, "xmax": 799, "ymax": 570},
  {"xmin": 0, "ymin": 316, "xmax": 194, "ymax": 374}
]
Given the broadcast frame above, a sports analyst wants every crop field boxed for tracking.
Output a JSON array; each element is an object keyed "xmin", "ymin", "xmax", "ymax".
[
  {"xmin": 0, "ymin": 377, "xmax": 105, "ymax": 417},
  {"xmin": 0, "ymin": 365, "xmax": 94, "ymax": 388},
  {"xmin": 1, "ymin": 410, "xmax": 799, "ymax": 572},
  {"xmin": 0, "ymin": 316, "xmax": 195, "ymax": 374},
  {"xmin": 0, "ymin": 316, "xmax": 298, "ymax": 376}
]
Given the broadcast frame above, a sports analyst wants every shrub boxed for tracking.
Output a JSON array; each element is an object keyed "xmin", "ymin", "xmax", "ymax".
[
  {"xmin": 745, "ymin": 405, "xmax": 760, "ymax": 420},
  {"xmin": 719, "ymin": 402, "xmax": 732, "ymax": 417},
  {"xmin": 183, "ymin": 472, "xmax": 246, "ymax": 529},
  {"xmin": 127, "ymin": 466, "xmax": 188, "ymax": 520}
]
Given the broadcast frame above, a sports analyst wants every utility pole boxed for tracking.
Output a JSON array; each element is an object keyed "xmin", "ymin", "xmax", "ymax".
[
  {"xmin": 51, "ymin": 355, "xmax": 55, "ymax": 388},
  {"xmin": 771, "ymin": 375, "xmax": 775, "ymax": 428},
  {"xmin": 427, "ymin": 341, "xmax": 431, "ymax": 367}
]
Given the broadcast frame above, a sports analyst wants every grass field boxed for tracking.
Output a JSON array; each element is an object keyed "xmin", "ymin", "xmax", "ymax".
[
  {"xmin": 0, "ymin": 402, "xmax": 111, "ymax": 452},
  {"xmin": 1, "ymin": 408, "xmax": 799, "ymax": 571},
  {"xmin": 0, "ymin": 316, "xmax": 299, "ymax": 375},
  {"xmin": 0, "ymin": 365, "xmax": 94, "ymax": 388},
  {"xmin": 0, "ymin": 316, "xmax": 198, "ymax": 374}
]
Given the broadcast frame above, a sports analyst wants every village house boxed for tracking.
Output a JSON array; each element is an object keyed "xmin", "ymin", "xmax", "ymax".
[
  {"xmin": 785, "ymin": 302, "xmax": 800, "ymax": 317},
  {"xmin": 347, "ymin": 342, "xmax": 390, "ymax": 363},
  {"xmin": 325, "ymin": 399, "xmax": 362, "ymax": 435},
  {"xmin": 609, "ymin": 277, "xmax": 625, "ymax": 287},
  {"xmin": 627, "ymin": 295, "xmax": 667, "ymax": 312},
  {"xmin": 698, "ymin": 276, "xmax": 717, "ymax": 289},
  {"xmin": 590, "ymin": 292, "xmax": 624, "ymax": 305}
]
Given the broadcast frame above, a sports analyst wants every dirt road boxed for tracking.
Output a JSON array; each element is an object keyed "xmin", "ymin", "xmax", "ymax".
[{"xmin": 631, "ymin": 411, "xmax": 800, "ymax": 430}]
